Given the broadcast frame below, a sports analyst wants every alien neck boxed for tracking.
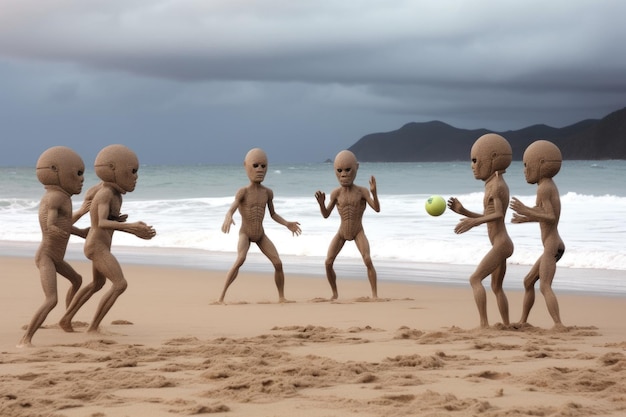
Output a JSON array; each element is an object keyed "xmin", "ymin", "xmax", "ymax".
[
  {"xmin": 485, "ymin": 169, "xmax": 506, "ymax": 183},
  {"xmin": 103, "ymin": 181, "xmax": 127, "ymax": 194},
  {"xmin": 44, "ymin": 185, "xmax": 71, "ymax": 197}
]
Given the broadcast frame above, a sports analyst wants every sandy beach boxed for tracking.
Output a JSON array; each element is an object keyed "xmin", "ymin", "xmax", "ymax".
[{"xmin": 1, "ymin": 255, "xmax": 625, "ymax": 417}]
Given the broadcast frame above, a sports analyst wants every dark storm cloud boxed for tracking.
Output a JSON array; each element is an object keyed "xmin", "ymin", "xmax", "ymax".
[{"xmin": 0, "ymin": 1, "xmax": 625, "ymax": 165}]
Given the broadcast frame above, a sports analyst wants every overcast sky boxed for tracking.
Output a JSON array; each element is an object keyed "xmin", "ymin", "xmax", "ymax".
[{"xmin": 1, "ymin": 1, "xmax": 625, "ymax": 166}]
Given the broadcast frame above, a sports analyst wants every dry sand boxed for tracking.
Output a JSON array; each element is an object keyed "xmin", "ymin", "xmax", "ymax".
[{"xmin": 1, "ymin": 255, "xmax": 624, "ymax": 417}]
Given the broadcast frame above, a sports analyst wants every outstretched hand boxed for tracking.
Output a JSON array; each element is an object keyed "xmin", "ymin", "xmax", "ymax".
[
  {"xmin": 454, "ymin": 218, "xmax": 477, "ymax": 234},
  {"xmin": 369, "ymin": 176, "xmax": 377, "ymax": 194},
  {"xmin": 509, "ymin": 197, "xmax": 527, "ymax": 214},
  {"xmin": 287, "ymin": 221, "xmax": 302, "ymax": 236},
  {"xmin": 510, "ymin": 197, "xmax": 531, "ymax": 223},
  {"xmin": 133, "ymin": 221, "xmax": 156, "ymax": 240},
  {"xmin": 511, "ymin": 213, "xmax": 530, "ymax": 223},
  {"xmin": 314, "ymin": 190, "xmax": 326, "ymax": 206},
  {"xmin": 447, "ymin": 197, "xmax": 463, "ymax": 214}
]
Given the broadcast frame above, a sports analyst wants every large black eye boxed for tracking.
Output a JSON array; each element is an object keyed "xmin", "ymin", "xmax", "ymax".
[
  {"xmin": 337, "ymin": 168, "xmax": 342, "ymax": 173},
  {"xmin": 345, "ymin": 168, "xmax": 351, "ymax": 172},
  {"xmin": 132, "ymin": 169, "xmax": 138, "ymax": 174},
  {"xmin": 78, "ymin": 170, "xmax": 84, "ymax": 176},
  {"xmin": 261, "ymin": 164, "xmax": 266, "ymax": 168},
  {"xmin": 471, "ymin": 158, "xmax": 477, "ymax": 163}
]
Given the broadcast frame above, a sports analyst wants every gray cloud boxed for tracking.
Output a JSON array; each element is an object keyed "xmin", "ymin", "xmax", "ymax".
[{"xmin": 1, "ymin": 0, "xmax": 625, "ymax": 165}]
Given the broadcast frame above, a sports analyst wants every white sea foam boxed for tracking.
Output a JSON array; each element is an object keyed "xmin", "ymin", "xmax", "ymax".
[
  {"xmin": 1, "ymin": 161, "xmax": 625, "ymax": 294},
  {"xmin": 2, "ymin": 190, "xmax": 624, "ymax": 271}
]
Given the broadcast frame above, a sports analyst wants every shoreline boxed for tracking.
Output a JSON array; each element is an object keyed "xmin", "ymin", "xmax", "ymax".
[{"xmin": 2, "ymin": 240, "xmax": 625, "ymax": 297}]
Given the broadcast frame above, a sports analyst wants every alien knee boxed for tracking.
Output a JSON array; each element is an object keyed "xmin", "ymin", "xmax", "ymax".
[
  {"xmin": 115, "ymin": 280, "xmax": 128, "ymax": 293},
  {"xmin": 469, "ymin": 275, "xmax": 482, "ymax": 287},
  {"xmin": 539, "ymin": 282, "xmax": 552, "ymax": 295},
  {"xmin": 44, "ymin": 295, "xmax": 59, "ymax": 310}
]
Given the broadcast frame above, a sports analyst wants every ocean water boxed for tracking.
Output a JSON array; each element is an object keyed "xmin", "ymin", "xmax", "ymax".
[{"xmin": 1, "ymin": 160, "xmax": 625, "ymax": 295}]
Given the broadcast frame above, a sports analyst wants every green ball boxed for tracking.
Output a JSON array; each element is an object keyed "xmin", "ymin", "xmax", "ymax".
[{"xmin": 425, "ymin": 195, "xmax": 446, "ymax": 216}]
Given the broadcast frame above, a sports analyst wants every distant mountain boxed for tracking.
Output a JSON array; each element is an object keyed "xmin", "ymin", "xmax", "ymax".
[{"xmin": 348, "ymin": 107, "xmax": 626, "ymax": 161}]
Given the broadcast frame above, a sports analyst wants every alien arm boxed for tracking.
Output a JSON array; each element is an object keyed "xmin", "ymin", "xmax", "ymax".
[
  {"xmin": 267, "ymin": 190, "xmax": 301, "ymax": 235},
  {"xmin": 222, "ymin": 188, "xmax": 244, "ymax": 233},
  {"xmin": 45, "ymin": 205, "xmax": 69, "ymax": 239},
  {"xmin": 92, "ymin": 195, "xmax": 152, "ymax": 239},
  {"xmin": 316, "ymin": 189, "xmax": 337, "ymax": 218},
  {"xmin": 70, "ymin": 225, "xmax": 89, "ymax": 239},
  {"xmin": 511, "ymin": 191, "xmax": 557, "ymax": 224},
  {"xmin": 476, "ymin": 195, "xmax": 506, "ymax": 225},
  {"xmin": 365, "ymin": 176, "xmax": 380, "ymax": 212},
  {"xmin": 448, "ymin": 197, "xmax": 481, "ymax": 218},
  {"xmin": 455, "ymin": 193, "xmax": 506, "ymax": 234}
]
